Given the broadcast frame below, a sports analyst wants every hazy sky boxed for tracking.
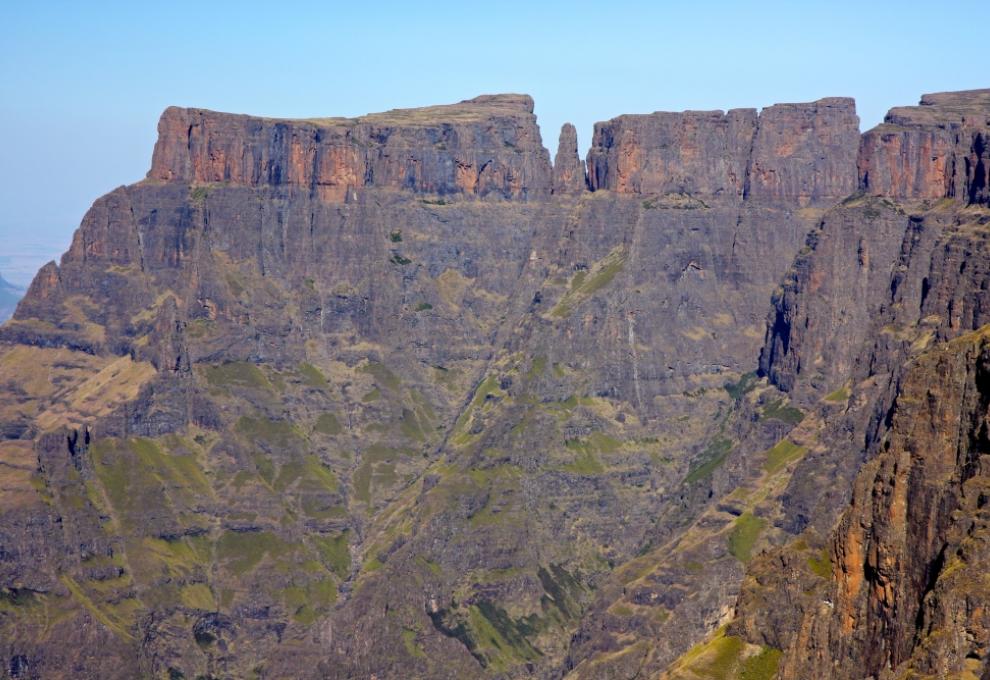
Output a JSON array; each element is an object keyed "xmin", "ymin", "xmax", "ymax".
[{"xmin": 1, "ymin": 1, "xmax": 986, "ymax": 286}]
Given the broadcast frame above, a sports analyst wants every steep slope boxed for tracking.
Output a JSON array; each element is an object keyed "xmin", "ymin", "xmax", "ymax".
[
  {"xmin": 4, "ymin": 88, "xmax": 985, "ymax": 680},
  {"xmin": 666, "ymin": 89, "xmax": 990, "ymax": 680}
]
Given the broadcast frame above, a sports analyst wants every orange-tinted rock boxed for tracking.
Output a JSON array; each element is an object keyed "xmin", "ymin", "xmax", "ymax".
[
  {"xmin": 586, "ymin": 108, "xmax": 758, "ymax": 197},
  {"xmin": 859, "ymin": 89, "xmax": 990, "ymax": 203},
  {"xmin": 149, "ymin": 94, "xmax": 552, "ymax": 200},
  {"xmin": 746, "ymin": 97, "xmax": 860, "ymax": 205},
  {"xmin": 586, "ymin": 98, "xmax": 860, "ymax": 205}
]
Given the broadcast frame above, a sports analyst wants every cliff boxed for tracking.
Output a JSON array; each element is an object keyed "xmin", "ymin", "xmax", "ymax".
[
  {"xmin": 859, "ymin": 89, "xmax": 990, "ymax": 202},
  {"xmin": 586, "ymin": 97, "xmax": 859, "ymax": 205},
  {"xmin": 149, "ymin": 94, "xmax": 552, "ymax": 201},
  {"xmin": 3, "ymin": 88, "xmax": 990, "ymax": 680}
]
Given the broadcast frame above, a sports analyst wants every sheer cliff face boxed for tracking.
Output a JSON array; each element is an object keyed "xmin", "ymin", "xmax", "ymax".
[
  {"xmin": 586, "ymin": 97, "xmax": 859, "ymax": 205},
  {"xmin": 150, "ymin": 94, "xmax": 552, "ymax": 201},
  {"xmin": 2, "ymin": 88, "xmax": 988, "ymax": 680},
  {"xmin": 717, "ymin": 90, "xmax": 990, "ymax": 680}
]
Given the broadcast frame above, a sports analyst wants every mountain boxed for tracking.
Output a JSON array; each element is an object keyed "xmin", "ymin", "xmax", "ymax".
[
  {"xmin": 0, "ymin": 274, "xmax": 23, "ymax": 323},
  {"xmin": 0, "ymin": 88, "xmax": 987, "ymax": 680}
]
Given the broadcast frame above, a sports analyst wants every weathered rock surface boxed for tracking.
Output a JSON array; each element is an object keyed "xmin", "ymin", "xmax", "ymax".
[
  {"xmin": 150, "ymin": 94, "xmax": 552, "ymax": 201},
  {"xmin": 4, "ymin": 88, "xmax": 990, "ymax": 680},
  {"xmin": 859, "ymin": 89, "xmax": 990, "ymax": 202},
  {"xmin": 586, "ymin": 97, "xmax": 859, "ymax": 205},
  {"xmin": 552, "ymin": 123, "xmax": 585, "ymax": 194}
]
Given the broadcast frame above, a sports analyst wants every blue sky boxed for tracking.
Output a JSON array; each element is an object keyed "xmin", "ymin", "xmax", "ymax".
[{"xmin": 1, "ymin": 0, "xmax": 986, "ymax": 286}]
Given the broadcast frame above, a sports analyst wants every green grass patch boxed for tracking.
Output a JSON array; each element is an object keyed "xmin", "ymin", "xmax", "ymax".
[
  {"xmin": 763, "ymin": 439, "xmax": 806, "ymax": 475},
  {"xmin": 825, "ymin": 386, "xmax": 850, "ymax": 403},
  {"xmin": 808, "ymin": 548, "xmax": 833, "ymax": 579},
  {"xmin": 740, "ymin": 646, "xmax": 782, "ymax": 680},
  {"xmin": 761, "ymin": 399, "xmax": 804, "ymax": 425},
  {"xmin": 565, "ymin": 432, "xmax": 622, "ymax": 455},
  {"xmin": 684, "ymin": 437, "xmax": 733, "ymax": 484},
  {"xmin": 298, "ymin": 362, "xmax": 329, "ymax": 389},
  {"xmin": 202, "ymin": 361, "xmax": 271, "ymax": 391},
  {"xmin": 526, "ymin": 356, "xmax": 547, "ymax": 381},
  {"xmin": 312, "ymin": 532, "xmax": 351, "ymax": 577},
  {"xmin": 236, "ymin": 416, "xmax": 302, "ymax": 449},
  {"xmin": 179, "ymin": 583, "xmax": 216, "ymax": 611},
  {"xmin": 467, "ymin": 600, "xmax": 542, "ymax": 671},
  {"xmin": 60, "ymin": 575, "xmax": 137, "ymax": 641},
  {"xmin": 728, "ymin": 513, "xmax": 765, "ymax": 563},
  {"xmin": 274, "ymin": 455, "xmax": 338, "ymax": 493},
  {"xmin": 552, "ymin": 246, "xmax": 627, "ymax": 318},
  {"xmin": 189, "ymin": 185, "xmax": 209, "ymax": 203},
  {"xmin": 360, "ymin": 361, "xmax": 401, "ymax": 390},
  {"xmin": 403, "ymin": 628, "xmax": 427, "ymax": 659},
  {"xmin": 562, "ymin": 450, "xmax": 604, "ymax": 475},
  {"xmin": 314, "ymin": 412, "xmax": 342, "ymax": 435},
  {"xmin": 671, "ymin": 625, "xmax": 781, "ymax": 680},
  {"xmin": 217, "ymin": 530, "xmax": 287, "ymax": 575},
  {"xmin": 724, "ymin": 372, "xmax": 759, "ymax": 400}
]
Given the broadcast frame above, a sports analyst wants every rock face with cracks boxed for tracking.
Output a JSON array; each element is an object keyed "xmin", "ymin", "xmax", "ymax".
[{"xmin": 2, "ymin": 89, "xmax": 990, "ymax": 680}]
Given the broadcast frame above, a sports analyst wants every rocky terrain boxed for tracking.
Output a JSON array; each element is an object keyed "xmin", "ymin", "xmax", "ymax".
[{"xmin": 0, "ymin": 87, "xmax": 988, "ymax": 679}]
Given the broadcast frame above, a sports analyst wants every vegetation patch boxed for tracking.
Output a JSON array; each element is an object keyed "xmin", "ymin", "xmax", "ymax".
[
  {"xmin": 179, "ymin": 583, "xmax": 216, "ymax": 611},
  {"xmin": 760, "ymin": 398, "xmax": 804, "ymax": 425},
  {"xmin": 402, "ymin": 628, "xmax": 427, "ymax": 659},
  {"xmin": 684, "ymin": 437, "xmax": 733, "ymax": 484},
  {"xmin": 314, "ymin": 412, "xmax": 342, "ymax": 435},
  {"xmin": 825, "ymin": 385, "xmax": 850, "ymax": 403},
  {"xmin": 352, "ymin": 445, "xmax": 405, "ymax": 503},
  {"xmin": 562, "ymin": 450, "xmax": 604, "ymax": 475},
  {"xmin": 551, "ymin": 246, "xmax": 627, "ymax": 318},
  {"xmin": 312, "ymin": 532, "xmax": 351, "ymax": 577},
  {"xmin": 451, "ymin": 374, "xmax": 505, "ymax": 445},
  {"xmin": 667, "ymin": 626, "xmax": 781, "ymax": 680},
  {"xmin": 202, "ymin": 361, "xmax": 272, "ymax": 392},
  {"xmin": 808, "ymin": 547, "xmax": 833, "ymax": 579},
  {"xmin": 60, "ymin": 575, "xmax": 137, "ymax": 641},
  {"xmin": 282, "ymin": 577, "xmax": 336, "ymax": 624},
  {"xmin": 298, "ymin": 362, "xmax": 329, "ymax": 389},
  {"xmin": 728, "ymin": 513, "xmax": 766, "ymax": 563},
  {"xmin": 217, "ymin": 530, "xmax": 288, "ymax": 575},
  {"xmin": 565, "ymin": 432, "xmax": 622, "ymax": 455},
  {"xmin": 724, "ymin": 372, "xmax": 759, "ymax": 400},
  {"xmin": 763, "ymin": 439, "xmax": 806, "ymax": 475},
  {"xmin": 360, "ymin": 361, "xmax": 401, "ymax": 390}
]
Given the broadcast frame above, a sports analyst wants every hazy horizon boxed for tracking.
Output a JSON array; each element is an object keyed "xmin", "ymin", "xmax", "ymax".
[{"xmin": 2, "ymin": 0, "xmax": 986, "ymax": 287}]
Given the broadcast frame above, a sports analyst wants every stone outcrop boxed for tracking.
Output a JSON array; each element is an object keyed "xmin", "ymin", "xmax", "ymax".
[
  {"xmin": 149, "ymin": 94, "xmax": 553, "ymax": 201},
  {"xmin": 586, "ymin": 108, "xmax": 759, "ymax": 197},
  {"xmin": 586, "ymin": 97, "xmax": 860, "ymax": 205},
  {"xmin": 734, "ymin": 327, "xmax": 990, "ymax": 680},
  {"xmin": 552, "ymin": 123, "xmax": 586, "ymax": 193},
  {"xmin": 859, "ymin": 88, "xmax": 990, "ymax": 202}
]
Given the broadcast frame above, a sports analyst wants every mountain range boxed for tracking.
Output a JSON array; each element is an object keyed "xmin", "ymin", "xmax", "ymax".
[{"xmin": 1, "ymin": 88, "xmax": 989, "ymax": 679}]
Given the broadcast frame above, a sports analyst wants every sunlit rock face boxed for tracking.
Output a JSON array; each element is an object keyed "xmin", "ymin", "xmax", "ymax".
[{"xmin": 4, "ymin": 89, "xmax": 990, "ymax": 680}]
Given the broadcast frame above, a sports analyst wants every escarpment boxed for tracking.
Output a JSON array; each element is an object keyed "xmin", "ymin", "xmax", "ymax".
[
  {"xmin": 585, "ymin": 97, "xmax": 859, "ymax": 204},
  {"xmin": 149, "ymin": 94, "xmax": 553, "ymax": 201},
  {"xmin": 3, "ymin": 88, "xmax": 990, "ymax": 680}
]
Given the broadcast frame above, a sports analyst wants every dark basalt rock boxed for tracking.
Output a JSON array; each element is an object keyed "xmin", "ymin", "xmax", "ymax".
[{"xmin": 3, "ymin": 89, "xmax": 990, "ymax": 680}]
